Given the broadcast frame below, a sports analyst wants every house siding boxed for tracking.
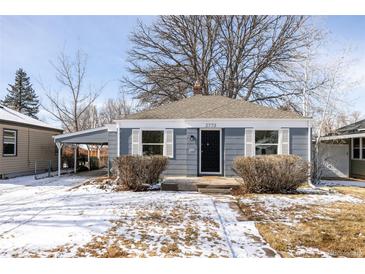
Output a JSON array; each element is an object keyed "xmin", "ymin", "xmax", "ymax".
[
  {"xmin": 290, "ymin": 128, "xmax": 309, "ymax": 161},
  {"xmin": 108, "ymin": 131, "xmax": 118, "ymax": 165},
  {"xmin": 120, "ymin": 128, "xmax": 132, "ymax": 156},
  {"xmin": 116, "ymin": 126, "xmax": 310, "ymax": 177},
  {"xmin": 0, "ymin": 123, "xmax": 61, "ymax": 178},
  {"xmin": 118, "ymin": 128, "xmax": 198, "ymax": 177},
  {"xmin": 223, "ymin": 128, "xmax": 245, "ymax": 176},
  {"xmin": 163, "ymin": 129, "xmax": 188, "ymax": 176},
  {"xmin": 186, "ymin": 128, "xmax": 198, "ymax": 177}
]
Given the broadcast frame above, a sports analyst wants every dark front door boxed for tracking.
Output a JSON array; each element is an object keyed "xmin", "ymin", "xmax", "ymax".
[{"xmin": 200, "ymin": 130, "xmax": 220, "ymax": 173}]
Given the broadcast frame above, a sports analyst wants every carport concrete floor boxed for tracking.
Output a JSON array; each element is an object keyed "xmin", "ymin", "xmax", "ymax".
[{"xmin": 161, "ymin": 176, "xmax": 241, "ymax": 192}]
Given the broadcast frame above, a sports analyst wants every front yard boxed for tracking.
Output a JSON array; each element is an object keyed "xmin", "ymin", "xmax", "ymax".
[
  {"xmin": 0, "ymin": 173, "xmax": 364, "ymax": 258},
  {"xmin": 238, "ymin": 187, "xmax": 365, "ymax": 257}
]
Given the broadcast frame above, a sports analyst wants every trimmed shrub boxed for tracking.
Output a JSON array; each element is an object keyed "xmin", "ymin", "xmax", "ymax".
[
  {"xmin": 233, "ymin": 155, "xmax": 309, "ymax": 194},
  {"xmin": 112, "ymin": 155, "xmax": 168, "ymax": 191}
]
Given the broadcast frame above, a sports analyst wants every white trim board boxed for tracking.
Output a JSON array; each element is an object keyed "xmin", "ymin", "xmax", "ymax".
[
  {"xmin": 116, "ymin": 118, "xmax": 311, "ymax": 129},
  {"xmin": 321, "ymin": 133, "xmax": 365, "ymax": 141},
  {"xmin": 53, "ymin": 126, "xmax": 107, "ymax": 141}
]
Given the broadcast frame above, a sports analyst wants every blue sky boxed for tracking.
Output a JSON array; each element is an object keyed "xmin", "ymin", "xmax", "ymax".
[{"xmin": 0, "ymin": 16, "xmax": 364, "ymax": 123}]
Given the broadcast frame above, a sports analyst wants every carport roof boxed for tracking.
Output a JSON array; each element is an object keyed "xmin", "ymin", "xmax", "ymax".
[{"xmin": 54, "ymin": 127, "xmax": 109, "ymax": 145}]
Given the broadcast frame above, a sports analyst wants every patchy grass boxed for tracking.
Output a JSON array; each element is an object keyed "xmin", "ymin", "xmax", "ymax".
[
  {"xmin": 334, "ymin": 186, "xmax": 365, "ymax": 199},
  {"xmin": 238, "ymin": 189, "xmax": 365, "ymax": 257},
  {"xmin": 73, "ymin": 203, "xmax": 226, "ymax": 258}
]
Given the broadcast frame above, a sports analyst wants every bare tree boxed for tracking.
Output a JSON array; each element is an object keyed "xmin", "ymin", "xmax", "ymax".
[
  {"xmin": 306, "ymin": 49, "xmax": 360, "ymax": 183},
  {"xmin": 123, "ymin": 16, "xmax": 320, "ymax": 108},
  {"xmin": 42, "ymin": 50, "xmax": 101, "ymax": 132},
  {"xmin": 99, "ymin": 96, "xmax": 134, "ymax": 125},
  {"xmin": 79, "ymin": 104, "xmax": 100, "ymax": 130}
]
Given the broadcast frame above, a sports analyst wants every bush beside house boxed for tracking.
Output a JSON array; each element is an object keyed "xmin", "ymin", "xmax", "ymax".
[
  {"xmin": 233, "ymin": 155, "xmax": 309, "ymax": 194},
  {"xmin": 112, "ymin": 155, "xmax": 168, "ymax": 191}
]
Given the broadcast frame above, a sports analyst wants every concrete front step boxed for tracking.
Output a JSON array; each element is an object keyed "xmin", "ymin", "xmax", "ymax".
[
  {"xmin": 161, "ymin": 183, "xmax": 197, "ymax": 191},
  {"xmin": 198, "ymin": 188, "xmax": 232, "ymax": 194},
  {"xmin": 196, "ymin": 183, "xmax": 239, "ymax": 189}
]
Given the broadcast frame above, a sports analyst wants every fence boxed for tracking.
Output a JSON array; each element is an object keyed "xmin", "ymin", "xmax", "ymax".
[
  {"xmin": 34, "ymin": 155, "xmax": 108, "ymax": 179},
  {"xmin": 34, "ymin": 160, "xmax": 58, "ymax": 179}
]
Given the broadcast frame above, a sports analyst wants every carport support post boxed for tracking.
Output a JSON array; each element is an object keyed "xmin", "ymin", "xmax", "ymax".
[
  {"xmin": 74, "ymin": 145, "xmax": 77, "ymax": 174},
  {"xmin": 56, "ymin": 142, "xmax": 63, "ymax": 177},
  {"xmin": 87, "ymin": 145, "xmax": 90, "ymax": 171}
]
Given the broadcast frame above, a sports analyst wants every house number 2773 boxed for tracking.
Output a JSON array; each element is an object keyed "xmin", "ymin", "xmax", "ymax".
[{"xmin": 206, "ymin": 123, "xmax": 216, "ymax": 128}]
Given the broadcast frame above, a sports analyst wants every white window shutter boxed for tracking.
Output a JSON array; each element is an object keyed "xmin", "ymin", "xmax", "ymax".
[
  {"xmin": 131, "ymin": 129, "xmax": 141, "ymax": 155},
  {"xmin": 245, "ymin": 128, "xmax": 255, "ymax": 157},
  {"xmin": 279, "ymin": 128, "xmax": 290, "ymax": 155},
  {"xmin": 164, "ymin": 129, "xmax": 174, "ymax": 158}
]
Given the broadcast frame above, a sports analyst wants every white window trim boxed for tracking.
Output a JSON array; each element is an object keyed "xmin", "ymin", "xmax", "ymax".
[
  {"xmin": 3, "ymin": 129, "xmax": 17, "ymax": 156},
  {"xmin": 351, "ymin": 137, "xmax": 365, "ymax": 161},
  {"xmin": 140, "ymin": 129, "xmax": 164, "ymax": 156},
  {"xmin": 254, "ymin": 130, "xmax": 279, "ymax": 156},
  {"xmin": 199, "ymin": 128, "xmax": 222, "ymax": 175},
  {"xmin": 136, "ymin": 129, "xmax": 174, "ymax": 158}
]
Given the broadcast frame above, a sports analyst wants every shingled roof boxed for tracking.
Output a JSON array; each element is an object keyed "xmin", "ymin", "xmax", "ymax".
[
  {"xmin": 336, "ymin": 119, "xmax": 365, "ymax": 135},
  {"xmin": 0, "ymin": 104, "xmax": 63, "ymax": 131},
  {"xmin": 126, "ymin": 95, "xmax": 305, "ymax": 120}
]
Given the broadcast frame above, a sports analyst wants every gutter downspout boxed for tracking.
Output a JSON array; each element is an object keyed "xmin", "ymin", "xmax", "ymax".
[
  {"xmin": 308, "ymin": 119, "xmax": 314, "ymax": 187},
  {"xmin": 117, "ymin": 124, "xmax": 120, "ymax": 157}
]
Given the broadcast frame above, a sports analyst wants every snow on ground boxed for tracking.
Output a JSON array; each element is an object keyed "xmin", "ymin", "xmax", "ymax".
[
  {"xmin": 239, "ymin": 191, "xmax": 362, "ymax": 224},
  {"xmin": 319, "ymin": 179, "xmax": 365, "ymax": 188},
  {"xmin": 213, "ymin": 196, "xmax": 279, "ymax": 258},
  {"xmin": 0, "ymin": 174, "xmax": 277, "ymax": 258},
  {"xmin": 240, "ymin": 191, "xmax": 362, "ymax": 213}
]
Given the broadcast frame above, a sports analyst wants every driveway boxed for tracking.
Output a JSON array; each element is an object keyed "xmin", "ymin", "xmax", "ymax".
[{"xmin": 0, "ymin": 174, "xmax": 278, "ymax": 258}]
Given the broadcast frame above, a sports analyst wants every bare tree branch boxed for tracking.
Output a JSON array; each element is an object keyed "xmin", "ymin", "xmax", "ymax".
[{"xmin": 42, "ymin": 49, "xmax": 101, "ymax": 132}]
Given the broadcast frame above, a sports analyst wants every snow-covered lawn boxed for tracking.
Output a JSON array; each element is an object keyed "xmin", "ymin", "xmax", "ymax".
[
  {"xmin": 238, "ymin": 189, "xmax": 365, "ymax": 257},
  {"xmin": 0, "ymin": 174, "xmax": 277, "ymax": 258}
]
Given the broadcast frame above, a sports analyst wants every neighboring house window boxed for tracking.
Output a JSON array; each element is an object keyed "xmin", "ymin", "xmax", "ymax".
[
  {"xmin": 255, "ymin": 130, "xmax": 278, "ymax": 155},
  {"xmin": 363, "ymin": 138, "xmax": 365, "ymax": 159},
  {"xmin": 3, "ymin": 129, "xmax": 17, "ymax": 156},
  {"xmin": 352, "ymin": 138, "xmax": 365, "ymax": 159},
  {"xmin": 142, "ymin": 130, "xmax": 164, "ymax": 156},
  {"xmin": 353, "ymin": 138, "xmax": 360, "ymax": 159}
]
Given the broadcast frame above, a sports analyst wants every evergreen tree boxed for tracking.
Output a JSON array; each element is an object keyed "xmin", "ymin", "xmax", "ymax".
[{"xmin": 1, "ymin": 68, "xmax": 40, "ymax": 119}]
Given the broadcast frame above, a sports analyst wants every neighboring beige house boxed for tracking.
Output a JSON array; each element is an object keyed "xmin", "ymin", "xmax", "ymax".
[
  {"xmin": 321, "ymin": 119, "xmax": 365, "ymax": 179},
  {"xmin": 0, "ymin": 104, "xmax": 63, "ymax": 179}
]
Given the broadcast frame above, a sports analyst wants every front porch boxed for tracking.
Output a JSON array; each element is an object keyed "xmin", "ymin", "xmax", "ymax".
[{"xmin": 161, "ymin": 176, "xmax": 241, "ymax": 193}]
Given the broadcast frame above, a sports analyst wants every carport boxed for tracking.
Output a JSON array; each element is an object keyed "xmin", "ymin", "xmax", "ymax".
[{"xmin": 53, "ymin": 127, "xmax": 109, "ymax": 176}]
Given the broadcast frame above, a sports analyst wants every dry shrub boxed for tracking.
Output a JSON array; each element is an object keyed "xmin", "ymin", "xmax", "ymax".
[
  {"xmin": 112, "ymin": 155, "xmax": 168, "ymax": 191},
  {"xmin": 233, "ymin": 155, "xmax": 308, "ymax": 193}
]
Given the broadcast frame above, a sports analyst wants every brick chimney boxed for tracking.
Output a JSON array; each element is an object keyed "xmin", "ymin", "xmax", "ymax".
[{"xmin": 193, "ymin": 80, "xmax": 202, "ymax": 95}]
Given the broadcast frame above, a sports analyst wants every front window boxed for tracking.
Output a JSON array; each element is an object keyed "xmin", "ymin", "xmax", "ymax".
[
  {"xmin": 3, "ymin": 129, "xmax": 17, "ymax": 156},
  {"xmin": 353, "ymin": 138, "xmax": 360, "ymax": 159},
  {"xmin": 142, "ymin": 130, "xmax": 164, "ymax": 156},
  {"xmin": 255, "ymin": 130, "xmax": 278, "ymax": 155}
]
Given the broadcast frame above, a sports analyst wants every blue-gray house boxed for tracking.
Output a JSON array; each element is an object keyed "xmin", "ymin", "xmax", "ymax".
[{"xmin": 54, "ymin": 95, "xmax": 311, "ymax": 177}]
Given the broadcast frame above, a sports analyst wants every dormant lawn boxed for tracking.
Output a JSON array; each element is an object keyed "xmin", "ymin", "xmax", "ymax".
[{"xmin": 0, "ymin": 173, "xmax": 363, "ymax": 258}]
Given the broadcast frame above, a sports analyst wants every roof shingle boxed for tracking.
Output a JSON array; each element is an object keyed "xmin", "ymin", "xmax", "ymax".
[{"xmin": 126, "ymin": 95, "xmax": 305, "ymax": 120}]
